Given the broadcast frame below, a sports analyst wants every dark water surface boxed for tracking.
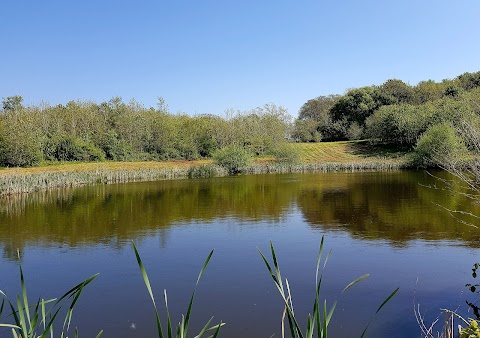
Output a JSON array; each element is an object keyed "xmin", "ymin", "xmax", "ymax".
[{"xmin": 1, "ymin": 171, "xmax": 480, "ymax": 337}]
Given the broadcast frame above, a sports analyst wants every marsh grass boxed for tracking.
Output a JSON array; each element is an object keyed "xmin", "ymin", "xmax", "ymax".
[
  {"xmin": 0, "ymin": 168, "xmax": 191, "ymax": 195},
  {"xmin": 187, "ymin": 164, "xmax": 227, "ymax": 179},
  {"xmin": 258, "ymin": 236, "xmax": 399, "ymax": 338},
  {"xmin": 132, "ymin": 241, "xmax": 223, "ymax": 338},
  {"xmin": 0, "ymin": 141, "xmax": 413, "ymax": 196},
  {"xmin": 246, "ymin": 161, "xmax": 406, "ymax": 175},
  {"xmin": 0, "ymin": 266, "xmax": 100, "ymax": 338},
  {"xmin": 0, "ymin": 160, "xmax": 408, "ymax": 196}
]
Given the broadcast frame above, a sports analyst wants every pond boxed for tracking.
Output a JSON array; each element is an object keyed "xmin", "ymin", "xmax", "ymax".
[{"xmin": 0, "ymin": 171, "xmax": 479, "ymax": 337}]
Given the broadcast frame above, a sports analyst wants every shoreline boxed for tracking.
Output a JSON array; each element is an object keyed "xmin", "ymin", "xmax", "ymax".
[{"xmin": 0, "ymin": 158, "xmax": 409, "ymax": 196}]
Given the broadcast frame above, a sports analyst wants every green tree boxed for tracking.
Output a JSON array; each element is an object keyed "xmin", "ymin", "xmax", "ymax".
[
  {"xmin": 2, "ymin": 95, "xmax": 23, "ymax": 112},
  {"xmin": 412, "ymin": 80, "xmax": 446, "ymax": 104},
  {"xmin": 330, "ymin": 86, "xmax": 394, "ymax": 127},
  {"xmin": 379, "ymin": 79, "xmax": 414, "ymax": 104},
  {"xmin": 457, "ymin": 71, "xmax": 480, "ymax": 91}
]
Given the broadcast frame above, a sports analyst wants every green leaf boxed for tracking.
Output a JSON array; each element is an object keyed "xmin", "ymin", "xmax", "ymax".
[
  {"xmin": 360, "ymin": 288, "xmax": 399, "ymax": 338},
  {"xmin": 342, "ymin": 274, "xmax": 369, "ymax": 293},
  {"xmin": 132, "ymin": 241, "xmax": 164, "ymax": 338}
]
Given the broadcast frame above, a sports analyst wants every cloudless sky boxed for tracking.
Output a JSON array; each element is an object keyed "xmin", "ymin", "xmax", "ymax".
[{"xmin": 1, "ymin": 1, "xmax": 479, "ymax": 116}]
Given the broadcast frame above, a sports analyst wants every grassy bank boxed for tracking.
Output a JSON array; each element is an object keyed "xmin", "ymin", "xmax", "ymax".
[{"xmin": 0, "ymin": 141, "xmax": 411, "ymax": 196}]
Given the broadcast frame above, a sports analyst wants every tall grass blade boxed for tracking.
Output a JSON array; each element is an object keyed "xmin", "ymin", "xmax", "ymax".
[
  {"xmin": 180, "ymin": 314, "xmax": 185, "ymax": 338},
  {"xmin": 285, "ymin": 280, "xmax": 299, "ymax": 338},
  {"xmin": 53, "ymin": 274, "xmax": 98, "ymax": 307},
  {"xmin": 0, "ymin": 324, "xmax": 21, "ymax": 329},
  {"xmin": 40, "ymin": 308, "xmax": 61, "ymax": 338},
  {"xmin": 323, "ymin": 249, "xmax": 332, "ymax": 270},
  {"xmin": 164, "ymin": 290, "xmax": 173, "ymax": 338},
  {"xmin": 360, "ymin": 287, "xmax": 399, "ymax": 338},
  {"xmin": 257, "ymin": 249, "xmax": 279, "ymax": 285},
  {"xmin": 185, "ymin": 250, "xmax": 214, "ymax": 337},
  {"xmin": 210, "ymin": 320, "xmax": 223, "ymax": 338},
  {"xmin": 95, "ymin": 329, "xmax": 103, "ymax": 338},
  {"xmin": 192, "ymin": 317, "xmax": 215, "ymax": 338},
  {"xmin": 41, "ymin": 299, "xmax": 46, "ymax": 330},
  {"xmin": 270, "ymin": 242, "xmax": 284, "ymax": 292},
  {"xmin": 322, "ymin": 300, "xmax": 327, "ymax": 338},
  {"xmin": 16, "ymin": 295, "xmax": 27, "ymax": 337},
  {"xmin": 132, "ymin": 241, "xmax": 164, "ymax": 338},
  {"xmin": 20, "ymin": 267, "xmax": 31, "ymax": 329},
  {"xmin": 259, "ymin": 244, "xmax": 305, "ymax": 338},
  {"xmin": 343, "ymin": 274, "xmax": 369, "ymax": 292},
  {"xmin": 374, "ymin": 287, "xmax": 399, "ymax": 314},
  {"xmin": 196, "ymin": 250, "xmax": 214, "ymax": 285},
  {"xmin": 315, "ymin": 236, "xmax": 324, "ymax": 287}
]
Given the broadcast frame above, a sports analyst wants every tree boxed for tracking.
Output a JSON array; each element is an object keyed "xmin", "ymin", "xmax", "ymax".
[
  {"xmin": 292, "ymin": 119, "xmax": 322, "ymax": 142},
  {"xmin": 298, "ymin": 95, "xmax": 339, "ymax": 123},
  {"xmin": 330, "ymin": 86, "xmax": 394, "ymax": 126},
  {"xmin": 457, "ymin": 71, "xmax": 480, "ymax": 91},
  {"xmin": 412, "ymin": 80, "xmax": 446, "ymax": 104},
  {"xmin": 379, "ymin": 79, "xmax": 415, "ymax": 104},
  {"xmin": 2, "ymin": 96, "xmax": 23, "ymax": 113}
]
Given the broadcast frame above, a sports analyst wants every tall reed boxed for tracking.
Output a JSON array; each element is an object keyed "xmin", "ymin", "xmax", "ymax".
[
  {"xmin": 132, "ymin": 241, "xmax": 223, "ymax": 338},
  {"xmin": 0, "ymin": 266, "xmax": 100, "ymax": 338},
  {"xmin": 258, "ymin": 236, "xmax": 398, "ymax": 338}
]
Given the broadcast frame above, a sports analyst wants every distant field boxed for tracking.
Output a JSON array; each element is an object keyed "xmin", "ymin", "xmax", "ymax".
[{"xmin": 294, "ymin": 141, "xmax": 410, "ymax": 164}]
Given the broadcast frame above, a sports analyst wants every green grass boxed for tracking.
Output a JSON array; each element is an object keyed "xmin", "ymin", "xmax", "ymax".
[{"xmin": 294, "ymin": 141, "xmax": 410, "ymax": 164}]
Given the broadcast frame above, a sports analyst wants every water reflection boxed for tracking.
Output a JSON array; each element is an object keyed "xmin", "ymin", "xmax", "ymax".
[{"xmin": 1, "ymin": 172, "xmax": 480, "ymax": 259}]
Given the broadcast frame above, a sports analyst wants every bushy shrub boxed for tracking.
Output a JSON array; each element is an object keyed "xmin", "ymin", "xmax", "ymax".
[
  {"xmin": 365, "ymin": 104, "xmax": 432, "ymax": 146},
  {"xmin": 347, "ymin": 122, "xmax": 364, "ymax": 140},
  {"xmin": 292, "ymin": 119, "xmax": 322, "ymax": 142},
  {"xmin": 272, "ymin": 144, "xmax": 301, "ymax": 164},
  {"xmin": 0, "ymin": 135, "xmax": 43, "ymax": 167},
  {"xmin": 98, "ymin": 130, "xmax": 135, "ymax": 161},
  {"xmin": 412, "ymin": 124, "xmax": 467, "ymax": 168},
  {"xmin": 213, "ymin": 145, "xmax": 252, "ymax": 174},
  {"xmin": 49, "ymin": 136, "xmax": 105, "ymax": 162}
]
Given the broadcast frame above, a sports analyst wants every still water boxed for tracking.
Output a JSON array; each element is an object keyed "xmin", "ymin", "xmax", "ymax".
[{"xmin": 0, "ymin": 171, "xmax": 479, "ymax": 337}]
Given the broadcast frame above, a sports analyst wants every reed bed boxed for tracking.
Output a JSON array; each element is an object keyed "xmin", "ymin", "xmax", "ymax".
[
  {"xmin": 246, "ymin": 160, "xmax": 408, "ymax": 175},
  {"xmin": 0, "ymin": 159, "xmax": 409, "ymax": 196},
  {"xmin": 0, "ymin": 168, "xmax": 191, "ymax": 196}
]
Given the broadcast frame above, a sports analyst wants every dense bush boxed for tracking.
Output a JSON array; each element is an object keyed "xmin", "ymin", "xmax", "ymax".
[
  {"xmin": 412, "ymin": 124, "xmax": 467, "ymax": 168},
  {"xmin": 365, "ymin": 104, "xmax": 432, "ymax": 146},
  {"xmin": 52, "ymin": 136, "xmax": 106, "ymax": 162},
  {"xmin": 0, "ymin": 96, "xmax": 293, "ymax": 167},
  {"xmin": 272, "ymin": 144, "xmax": 301, "ymax": 164},
  {"xmin": 213, "ymin": 145, "xmax": 252, "ymax": 174}
]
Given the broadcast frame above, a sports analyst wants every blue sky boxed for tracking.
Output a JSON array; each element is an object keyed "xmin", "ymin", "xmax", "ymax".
[{"xmin": 1, "ymin": 0, "xmax": 479, "ymax": 117}]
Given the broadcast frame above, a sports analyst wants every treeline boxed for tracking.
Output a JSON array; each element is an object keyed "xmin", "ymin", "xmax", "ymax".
[
  {"xmin": 0, "ymin": 97, "xmax": 291, "ymax": 167},
  {"xmin": 294, "ymin": 71, "xmax": 480, "ymax": 166}
]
